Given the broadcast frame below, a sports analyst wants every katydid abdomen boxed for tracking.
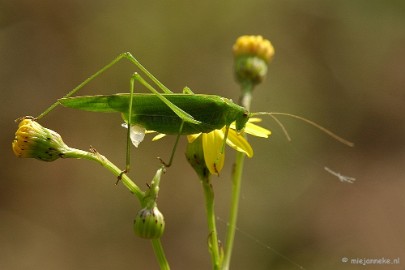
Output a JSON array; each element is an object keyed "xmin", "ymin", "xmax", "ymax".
[{"xmin": 59, "ymin": 93, "xmax": 249, "ymax": 135}]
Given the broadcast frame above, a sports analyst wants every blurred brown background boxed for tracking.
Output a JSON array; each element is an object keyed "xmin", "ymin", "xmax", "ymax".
[{"xmin": 1, "ymin": 1, "xmax": 405, "ymax": 269}]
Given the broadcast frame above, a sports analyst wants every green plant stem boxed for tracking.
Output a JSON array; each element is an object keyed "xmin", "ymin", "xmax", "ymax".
[
  {"xmin": 151, "ymin": 239, "xmax": 170, "ymax": 270},
  {"xmin": 201, "ymin": 174, "xmax": 221, "ymax": 269},
  {"xmin": 64, "ymin": 148, "xmax": 144, "ymax": 200},
  {"xmin": 222, "ymin": 83, "xmax": 253, "ymax": 270}
]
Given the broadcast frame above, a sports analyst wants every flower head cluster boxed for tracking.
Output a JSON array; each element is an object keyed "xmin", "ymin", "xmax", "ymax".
[
  {"xmin": 12, "ymin": 118, "xmax": 70, "ymax": 161},
  {"xmin": 233, "ymin": 35, "xmax": 275, "ymax": 63},
  {"xmin": 233, "ymin": 35, "xmax": 275, "ymax": 86}
]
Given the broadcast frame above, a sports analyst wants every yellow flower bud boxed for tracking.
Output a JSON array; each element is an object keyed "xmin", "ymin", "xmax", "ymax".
[
  {"xmin": 233, "ymin": 35, "xmax": 274, "ymax": 63},
  {"xmin": 12, "ymin": 118, "xmax": 70, "ymax": 161},
  {"xmin": 233, "ymin": 35, "xmax": 275, "ymax": 86}
]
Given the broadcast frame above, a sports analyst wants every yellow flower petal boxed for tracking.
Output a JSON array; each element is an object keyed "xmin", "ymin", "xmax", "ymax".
[
  {"xmin": 226, "ymin": 129, "xmax": 254, "ymax": 158},
  {"xmin": 202, "ymin": 130, "xmax": 225, "ymax": 175},
  {"xmin": 247, "ymin": 117, "xmax": 262, "ymax": 123},
  {"xmin": 151, "ymin": 133, "xmax": 167, "ymax": 141},
  {"xmin": 244, "ymin": 122, "xmax": 271, "ymax": 138},
  {"xmin": 230, "ymin": 118, "xmax": 271, "ymax": 138},
  {"xmin": 187, "ymin": 133, "xmax": 201, "ymax": 143}
]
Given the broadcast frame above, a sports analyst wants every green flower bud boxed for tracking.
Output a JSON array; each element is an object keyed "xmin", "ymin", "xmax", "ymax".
[
  {"xmin": 134, "ymin": 206, "xmax": 165, "ymax": 239},
  {"xmin": 12, "ymin": 118, "xmax": 71, "ymax": 161}
]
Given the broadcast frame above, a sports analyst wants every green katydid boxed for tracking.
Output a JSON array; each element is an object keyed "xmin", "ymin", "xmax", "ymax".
[{"xmin": 37, "ymin": 52, "xmax": 353, "ymax": 177}]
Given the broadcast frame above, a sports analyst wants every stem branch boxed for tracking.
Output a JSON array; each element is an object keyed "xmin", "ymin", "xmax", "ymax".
[{"xmin": 63, "ymin": 148, "xmax": 145, "ymax": 203}]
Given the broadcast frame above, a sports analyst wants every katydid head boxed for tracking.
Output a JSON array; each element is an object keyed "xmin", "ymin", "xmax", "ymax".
[{"xmin": 235, "ymin": 110, "xmax": 250, "ymax": 132}]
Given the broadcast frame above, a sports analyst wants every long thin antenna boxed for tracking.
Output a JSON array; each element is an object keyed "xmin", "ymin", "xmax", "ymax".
[{"xmin": 251, "ymin": 112, "xmax": 354, "ymax": 147}]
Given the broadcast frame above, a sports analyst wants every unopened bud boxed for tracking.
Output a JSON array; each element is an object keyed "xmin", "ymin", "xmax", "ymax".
[
  {"xmin": 233, "ymin": 35, "xmax": 274, "ymax": 86},
  {"xmin": 12, "ymin": 118, "xmax": 71, "ymax": 161},
  {"xmin": 133, "ymin": 206, "xmax": 165, "ymax": 239}
]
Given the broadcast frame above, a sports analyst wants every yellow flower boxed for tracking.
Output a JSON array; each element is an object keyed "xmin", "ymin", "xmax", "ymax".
[
  {"xmin": 188, "ymin": 118, "xmax": 270, "ymax": 175},
  {"xmin": 233, "ymin": 35, "xmax": 275, "ymax": 63},
  {"xmin": 150, "ymin": 118, "xmax": 271, "ymax": 175}
]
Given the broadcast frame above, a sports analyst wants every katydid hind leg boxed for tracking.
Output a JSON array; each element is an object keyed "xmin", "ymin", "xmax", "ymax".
[
  {"xmin": 39, "ymin": 52, "xmax": 173, "ymax": 120},
  {"xmin": 37, "ymin": 53, "xmax": 133, "ymax": 119}
]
